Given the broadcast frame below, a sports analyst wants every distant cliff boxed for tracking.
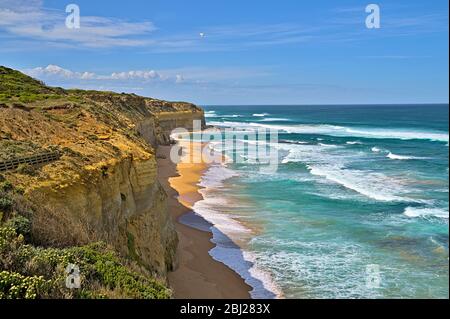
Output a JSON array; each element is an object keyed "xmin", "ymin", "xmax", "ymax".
[{"xmin": 0, "ymin": 66, "xmax": 205, "ymax": 297}]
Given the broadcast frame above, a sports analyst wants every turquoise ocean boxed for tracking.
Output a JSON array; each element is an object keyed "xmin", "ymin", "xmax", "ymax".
[{"xmin": 189, "ymin": 104, "xmax": 449, "ymax": 299}]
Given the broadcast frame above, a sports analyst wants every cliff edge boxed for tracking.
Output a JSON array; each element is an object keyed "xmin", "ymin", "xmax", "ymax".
[{"xmin": 0, "ymin": 66, "xmax": 205, "ymax": 298}]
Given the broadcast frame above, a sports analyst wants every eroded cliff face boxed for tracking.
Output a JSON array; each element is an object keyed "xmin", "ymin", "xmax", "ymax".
[
  {"xmin": 158, "ymin": 111, "xmax": 206, "ymax": 138},
  {"xmin": 27, "ymin": 155, "xmax": 178, "ymax": 278},
  {"xmin": 145, "ymin": 99, "xmax": 206, "ymax": 144},
  {"xmin": 0, "ymin": 78, "xmax": 204, "ymax": 280}
]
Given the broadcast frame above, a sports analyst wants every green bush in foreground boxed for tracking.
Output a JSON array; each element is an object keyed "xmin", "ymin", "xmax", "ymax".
[
  {"xmin": 0, "ymin": 180, "xmax": 171, "ymax": 299},
  {"xmin": 5, "ymin": 213, "xmax": 30, "ymax": 231},
  {"xmin": 0, "ymin": 271, "xmax": 50, "ymax": 299},
  {"xmin": 0, "ymin": 225, "xmax": 171, "ymax": 299}
]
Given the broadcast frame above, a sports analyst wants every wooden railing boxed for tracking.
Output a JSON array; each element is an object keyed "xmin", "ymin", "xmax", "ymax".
[{"xmin": 0, "ymin": 151, "xmax": 61, "ymax": 172}]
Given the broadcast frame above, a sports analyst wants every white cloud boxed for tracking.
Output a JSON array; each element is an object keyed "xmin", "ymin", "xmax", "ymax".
[
  {"xmin": 175, "ymin": 74, "xmax": 184, "ymax": 84},
  {"xmin": 20, "ymin": 64, "xmax": 275, "ymax": 100},
  {"xmin": 80, "ymin": 72, "xmax": 96, "ymax": 80},
  {"xmin": 25, "ymin": 65, "xmax": 77, "ymax": 78},
  {"xmin": 109, "ymin": 70, "xmax": 161, "ymax": 80},
  {"xmin": 23, "ymin": 65, "xmax": 173, "ymax": 82},
  {"xmin": 0, "ymin": 0, "xmax": 43, "ymax": 12},
  {"xmin": 23, "ymin": 64, "xmax": 271, "ymax": 85},
  {"xmin": 0, "ymin": 2, "xmax": 156, "ymax": 48}
]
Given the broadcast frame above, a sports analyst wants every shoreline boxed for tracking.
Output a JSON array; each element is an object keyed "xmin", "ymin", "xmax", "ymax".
[{"xmin": 157, "ymin": 142, "xmax": 252, "ymax": 299}]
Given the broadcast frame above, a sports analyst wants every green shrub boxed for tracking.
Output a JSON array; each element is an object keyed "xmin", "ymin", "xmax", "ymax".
[
  {"xmin": 0, "ymin": 226, "xmax": 171, "ymax": 299},
  {"xmin": 14, "ymin": 186, "xmax": 25, "ymax": 195},
  {"xmin": 0, "ymin": 181, "xmax": 13, "ymax": 192},
  {"xmin": 0, "ymin": 196, "xmax": 13, "ymax": 212},
  {"xmin": 87, "ymin": 134, "xmax": 99, "ymax": 141},
  {"xmin": 16, "ymin": 164, "xmax": 37, "ymax": 176},
  {"xmin": 0, "ymin": 182, "xmax": 32, "ymax": 223},
  {"xmin": 18, "ymin": 94, "xmax": 39, "ymax": 103},
  {"xmin": 0, "ymin": 271, "xmax": 51, "ymax": 299},
  {"xmin": 5, "ymin": 215, "xmax": 31, "ymax": 237},
  {"xmin": 0, "ymin": 93, "xmax": 11, "ymax": 100},
  {"xmin": 77, "ymin": 244, "xmax": 170, "ymax": 299}
]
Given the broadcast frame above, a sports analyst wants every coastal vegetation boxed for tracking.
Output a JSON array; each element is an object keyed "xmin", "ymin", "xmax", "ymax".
[{"xmin": 0, "ymin": 176, "xmax": 171, "ymax": 299}]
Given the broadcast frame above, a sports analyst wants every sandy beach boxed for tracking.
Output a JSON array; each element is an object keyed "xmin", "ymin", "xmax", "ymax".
[{"xmin": 157, "ymin": 141, "xmax": 251, "ymax": 299}]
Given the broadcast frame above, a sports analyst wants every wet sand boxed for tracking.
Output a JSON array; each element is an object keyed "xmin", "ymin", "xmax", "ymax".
[{"xmin": 157, "ymin": 141, "xmax": 251, "ymax": 299}]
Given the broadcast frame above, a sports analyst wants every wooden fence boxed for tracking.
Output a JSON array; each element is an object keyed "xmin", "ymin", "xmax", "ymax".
[{"xmin": 0, "ymin": 151, "xmax": 61, "ymax": 172}]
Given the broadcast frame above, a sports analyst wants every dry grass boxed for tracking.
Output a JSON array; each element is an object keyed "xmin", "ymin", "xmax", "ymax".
[{"xmin": 27, "ymin": 193, "xmax": 98, "ymax": 248}]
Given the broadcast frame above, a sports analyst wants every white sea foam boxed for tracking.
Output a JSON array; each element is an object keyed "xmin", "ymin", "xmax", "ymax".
[
  {"xmin": 386, "ymin": 152, "xmax": 425, "ymax": 160},
  {"xmin": 193, "ymin": 163, "xmax": 283, "ymax": 299},
  {"xmin": 207, "ymin": 120, "xmax": 440, "ymax": 204},
  {"xmin": 318, "ymin": 143, "xmax": 339, "ymax": 148},
  {"xmin": 198, "ymin": 165, "xmax": 238, "ymax": 188},
  {"xmin": 204, "ymin": 111, "xmax": 218, "ymax": 118},
  {"xmin": 346, "ymin": 141, "xmax": 363, "ymax": 145},
  {"xmin": 253, "ymin": 113, "xmax": 270, "ymax": 117},
  {"xmin": 194, "ymin": 195, "xmax": 250, "ymax": 237},
  {"xmin": 307, "ymin": 165, "xmax": 411, "ymax": 202},
  {"xmin": 275, "ymin": 142, "xmax": 423, "ymax": 203},
  {"xmin": 243, "ymin": 250, "xmax": 285, "ymax": 299},
  {"xmin": 258, "ymin": 118, "xmax": 291, "ymax": 122},
  {"xmin": 205, "ymin": 112, "xmax": 243, "ymax": 119},
  {"xmin": 209, "ymin": 243, "xmax": 283, "ymax": 299},
  {"xmin": 208, "ymin": 121, "xmax": 449, "ymax": 142},
  {"xmin": 250, "ymin": 238, "xmax": 381, "ymax": 299},
  {"xmin": 403, "ymin": 207, "xmax": 449, "ymax": 219},
  {"xmin": 371, "ymin": 147, "xmax": 382, "ymax": 153},
  {"xmin": 281, "ymin": 140, "xmax": 308, "ymax": 145},
  {"xmin": 345, "ymin": 127, "xmax": 449, "ymax": 142},
  {"xmin": 222, "ymin": 114, "xmax": 243, "ymax": 118},
  {"xmin": 208, "ymin": 121, "xmax": 250, "ymax": 129}
]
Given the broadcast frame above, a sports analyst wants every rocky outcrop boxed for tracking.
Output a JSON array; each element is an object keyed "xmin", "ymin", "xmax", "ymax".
[
  {"xmin": 157, "ymin": 111, "xmax": 206, "ymax": 141},
  {"xmin": 144, "ymin": 99, "xmax": 205, "ymax": 144}
]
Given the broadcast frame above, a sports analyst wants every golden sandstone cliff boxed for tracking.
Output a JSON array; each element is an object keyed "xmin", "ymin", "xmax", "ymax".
[{"xmin": 0, "ymin": 66, "xmax": 205, "ymax": 282}]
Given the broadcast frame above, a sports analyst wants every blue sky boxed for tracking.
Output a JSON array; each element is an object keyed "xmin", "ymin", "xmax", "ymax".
[{"xmin": 0, "ymin": 0, "xmax": 448, "ymax": 105}]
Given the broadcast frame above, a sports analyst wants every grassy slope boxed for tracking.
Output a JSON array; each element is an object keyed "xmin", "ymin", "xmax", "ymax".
[
  {"xmin": 0, "ymin": 65, "xmax": 202, "ymax": 161},
  {"xmin": 0, "ymin": 66, "xmax": 65, "ymax": 104},
  {"xmin": 0, "ymin": 65, "xmax": 202, "ymax": 111}
]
